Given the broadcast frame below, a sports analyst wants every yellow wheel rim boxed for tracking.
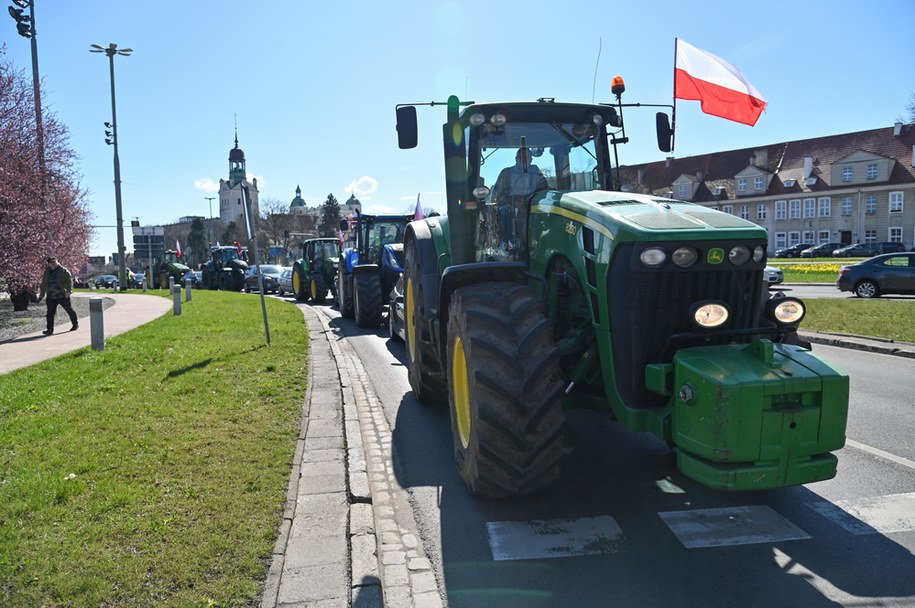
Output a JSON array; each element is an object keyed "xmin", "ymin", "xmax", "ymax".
[
  {"xmin": 406, "ymin": 278, "xmax": 417, "ymax": 364},
  {"xmin": 293, "ymin": 272, "xmax": 301, "ymax": 294},
  {"xmin": 452, "ymin": 336, "xmax": 471, "ymax": 449},
  {"xmin": 310, "ymin": 279, "xmax": 317, "ymax": 298}
]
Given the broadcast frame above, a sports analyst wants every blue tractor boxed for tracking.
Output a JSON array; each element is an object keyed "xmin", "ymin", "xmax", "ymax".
[{"xmin": 336, "ymin": 213, "xmax": 412, "ymax": 326}]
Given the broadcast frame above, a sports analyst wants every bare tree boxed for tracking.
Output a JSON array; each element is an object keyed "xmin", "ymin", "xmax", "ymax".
[{"xmin": 905, "ymin": 92, "xmax": 915, "ymax": 124}]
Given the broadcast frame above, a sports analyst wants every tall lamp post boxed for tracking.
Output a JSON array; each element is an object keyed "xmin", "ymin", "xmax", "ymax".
[
  {"xmin": 90, "ymin": 42, "xmax": 132, "ymax": 291},
  {"xmin": 204, "ymin": 196, "xmax": 215, "ymax": 243}
]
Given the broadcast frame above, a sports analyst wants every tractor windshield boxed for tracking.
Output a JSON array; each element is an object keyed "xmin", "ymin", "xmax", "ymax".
[
  {"xmin": 362, "ymin": 221, "xmax": 406, "ymax": 263},
  {"xmin": 314, "ymin": 241, "xmax": 340, "ymax": 260}
]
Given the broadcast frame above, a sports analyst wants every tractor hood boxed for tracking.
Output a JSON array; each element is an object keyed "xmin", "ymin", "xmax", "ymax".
[
  {"xmin": 169, "ymin": 262, "xmax": 191, "ymax": 273},
  {"xmin": 531, "ymin": 190, "xmax": 767, "ymax": 241}
]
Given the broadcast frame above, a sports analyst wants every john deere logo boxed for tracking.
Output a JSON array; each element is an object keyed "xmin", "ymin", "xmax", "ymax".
[
  {"xmin": 707, "ymin": 247, "xmax": 725, "ymax": 264},
  {"xmin": 565, "ymin": 221, "xmax": 577, "ymax": 236}
]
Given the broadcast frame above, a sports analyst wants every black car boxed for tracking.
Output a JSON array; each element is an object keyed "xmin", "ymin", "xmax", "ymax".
[
  {"xmin": 242, "ymin": 264, "xmax": 284, "ymax": 293},
  {"xmin": 875, "ymin": 241, "xmax": 906, "ymax": 254},
  {"xmin": 94, "ymin": 274, "xmax": 118, "ymax": 289},
  {"xmin": 773, "ymin": 243, "xmax": 815, "ymax": 258},
  {"xmin": 800, "ymin": 242, "xmax": 845, "ymax": 258},
  {"xmin": 837, "ymin": 252, "xmax": 915, "ymax": 298},
  {"xmin": 832, "ymin": 243, "xmax": 879, "ymax": 258}
]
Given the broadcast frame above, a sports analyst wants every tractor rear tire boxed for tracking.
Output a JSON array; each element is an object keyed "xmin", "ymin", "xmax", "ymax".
[
  {"xmin": 446, "ymin": 282, "xmax": 566, "ymax": 498},
  {"xmin": 311, "ymin": 274, "xmax": 327, "ymax": 303},
  {"xmin": 404, "ymin": 238, "xmax": 447, "ymax": 404},
  {"xmin": 292, "ymin": 263, "xmax": 309, "ymax": 302},
  {"xmin": 338, "ymin": 270, "xmax": 354, "ymax": 318},
  {"xmin": 354, "ymin": 272, "xmax": 383, "ymax": 327}
]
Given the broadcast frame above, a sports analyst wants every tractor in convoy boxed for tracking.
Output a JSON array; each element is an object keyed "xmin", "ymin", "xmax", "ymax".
[
  {"xmin": 147, "ymin": 250, "xmax": 190, "ymax": 289},
  {"xmin": 292, "ymin": 237, "xmax": 340, "ymax": 303},
  {"xmin": 336, "ymin": 213, "xmax": 412, "ymax": 327},
  {"xmin": 395, "ymin": 81, "xmax": 849, "ymax": 498},
  {"xmin": 201, "ymin": 245, "xmax": 248, "ymax": 291}
]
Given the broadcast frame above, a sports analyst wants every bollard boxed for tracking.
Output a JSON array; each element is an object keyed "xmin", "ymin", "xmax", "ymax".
[
  {"xmin": 185, "ymin": 279, "xmax": 192, "ymax": 302},
  {"xmin": 89, "ymin": 297, "xmax": 105, "ymax": 351},
  {"xmin": 172, "ymin": 284, "xmax": 182, "ymax": 315},
  {"xmin": 143, "ymin": 278, "xmax": 147, "ymax": 293},
  {"xmin": 169, "ymin": 276, "xmax": 175, "ymax": 290}
]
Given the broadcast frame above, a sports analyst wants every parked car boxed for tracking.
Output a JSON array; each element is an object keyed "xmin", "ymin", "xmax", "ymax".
[
  {"xmin": 184, "ymin": 270, "xmax": 203, "ymax": 288},
  {"xmin": 277, "ymin": 268, "xmax": 293, "ymax": 297},
  {"xmin": 129, "ymin": 272, "xmax": 146, "ymax": 288},
  {"xmin": 800, "ymin": 242, "xmax": 845, "ymax": 258},
  {"xmin": 832, "ymin": 243, "xmax": 879, "ymax": 258},
  {"xmin": 875, "ymin": 241, "xmax": 906, "ymax": 254},
  {"xmin": 763, "ymin": 265, "xmax": 784, "ymax": 285},
  {"xmin": 94, "ymin": 274, "xmax": 118, "ymax": 289},
  {"xmin": 772, "ymin": 243, "xmax": 815, "ymax": 258},
  {"xmin": 836, "ymin": 252, "xmax": 915, "ymax": 298},
  {"xmin": 243, "ymin": 264, "xmax": 284, "ymax": 293}
]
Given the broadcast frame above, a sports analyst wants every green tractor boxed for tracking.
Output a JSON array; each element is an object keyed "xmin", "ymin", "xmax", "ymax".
[
  {"xmin": 201, "ymin": 245, "xmax": 248, "ymax": 291},
  {"xmin": 292, "ymin": 237, "xmax": 340, "ymax": 303},
  {"xmin": 395, "ymin": 87, "xmax": 849, "ymax": 497},
  {"xmin": 148, "ymin": 250, "xmax": 190, "ymax": 289}
]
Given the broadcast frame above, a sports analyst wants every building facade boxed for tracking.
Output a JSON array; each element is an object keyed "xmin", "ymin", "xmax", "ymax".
[{"xmin": 618, "ymin": 122, "xmax": 915, "ymax": 253}]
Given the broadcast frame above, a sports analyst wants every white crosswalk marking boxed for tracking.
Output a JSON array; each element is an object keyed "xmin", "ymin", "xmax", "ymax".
[
  {"xmin": 486, "ymin": 516, "xmax": 624, "ymax": 561},
  {"xmin": 807, "ymin": 492, "xmax": 915, "ymax": 535},
  {"xmin": 658, "ymin": 505, "xmax": 811, "ymax": 548}
]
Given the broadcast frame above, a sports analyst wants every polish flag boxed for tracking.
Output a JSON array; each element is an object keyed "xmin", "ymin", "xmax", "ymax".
[
  {"xmin": 413, "ymin": 193, "xmax": 424, "ymax": 221},
  {"xmin": 674, "ymin": 39, "xmax": 767, "ymax": 127},
  {"xmin": 176, "ymin": 240, "xmax": 182, "ymax": 258}
]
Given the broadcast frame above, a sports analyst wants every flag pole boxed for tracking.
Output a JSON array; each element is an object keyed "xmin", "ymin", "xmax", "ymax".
[{"xmin": 671, "ymin": 38, "xmax": 678, "ymax": 153}]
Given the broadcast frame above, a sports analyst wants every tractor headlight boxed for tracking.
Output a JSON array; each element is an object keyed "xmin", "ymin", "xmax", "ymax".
[
  {"xmin": 491, "ymin": 113, "xmax": 507, "ymax": 126},
  {"xmin": 766, "ymin": 296, "xmax": 806, "ymax": 326},
  {"xmin": 671, "ymin": 246, "xmax": 699, "ymax": 268},
  {"xmin": 640, "ymin": 247, "xmax": 667, "ymax": 267},
  {"xmin": 473, "ymin": 185, "xmax": 491, "ymax": 200},
  {"xmin": 469, "ymin": 113, "xmax": 486, "ymax": 126},
  {"xmin": 692, "ymin": 302, "xmax": 729, "ymax": 328},
  {"xmin": 729, "ymin": 245, "xmax": 751, "ymax": 265},
  {"xmin": 753, "ymin": 245, "xmax": 765, "ymax": 263}
]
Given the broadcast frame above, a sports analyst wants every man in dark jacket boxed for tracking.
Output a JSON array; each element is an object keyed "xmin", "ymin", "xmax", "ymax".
[{"xmin": 38, "ymin": 256, "xmax": 79, "ymax": 335}]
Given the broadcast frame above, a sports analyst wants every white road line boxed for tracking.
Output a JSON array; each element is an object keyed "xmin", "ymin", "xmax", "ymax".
[
  {"xmin": 658, "ymin": 505, "xmax": 811, "ymax": 549},
  {"xmin": 486, "ymin": 516, "xmax": 624, "ymax": 561},
  {"xmin": 846, "ymin": 438, "xmax": 915, "ymax": 471},
  {"xmin": 807, "ymin": 492, "xmax": 915, "ymax": 535}
]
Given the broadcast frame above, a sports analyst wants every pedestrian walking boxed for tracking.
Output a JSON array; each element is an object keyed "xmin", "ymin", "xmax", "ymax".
[{"xmin": 38, "ymin": 256, "xmax": 79, "ymax": 336}]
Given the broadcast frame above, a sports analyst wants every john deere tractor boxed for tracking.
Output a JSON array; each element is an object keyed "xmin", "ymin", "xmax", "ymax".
[
  {"xmin": 148, "ymin": 250, "xmax": 190, "ymax": 289},
  {"xmin": 395, "ymin": 85, "xmax": 849, "ymax": 498},
  {"xmin": 336, "ymin": 213, "xmax": 411, "ymax": 327},
  {"xmin": 201, "ymin": 245, "xmax": 248, "ymax": 291},
  {"xmin": 292, "ymin": 237, "xmax": 340, "ymax": 303}
]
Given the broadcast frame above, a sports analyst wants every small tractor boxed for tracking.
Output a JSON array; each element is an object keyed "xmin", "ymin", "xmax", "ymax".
[
  {"xmin": 292, "ymin": 237, "xmax": 340, "ymax": 303},
  {"xmin": 148, "ymin": 250, "xmax": 190, "ymax": 289},
  {"xmin": 201, "ymin": 245, "xmax": 248, "ymax": 291},
  {"xmin": 395, "ymin": 82, "xmax": 849, "ymax": 498},
  {"xmin": 336, "ymin": 213, "xmax": 412, "ymax": 327}
]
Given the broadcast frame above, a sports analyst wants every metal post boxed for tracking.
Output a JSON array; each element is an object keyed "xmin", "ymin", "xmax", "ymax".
[
  {"xmin": 185, "ymin": 278, "xmax": 192, "ymax": 302},
  {"xmin": 108, "ymin": 51, "xmax": 127, "ymax": 292},
  {"xmin": 89, "ymin": 297, "xmax": 104, "ymax": 351},
  {"xmin": 172, "ymin": 284, "xmax": 182, "ymax": 315}
]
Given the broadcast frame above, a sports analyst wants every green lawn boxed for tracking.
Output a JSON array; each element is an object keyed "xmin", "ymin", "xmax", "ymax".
[{"xmin": 0, "ymin": 291, "xmax": 308, "ymax": 607}]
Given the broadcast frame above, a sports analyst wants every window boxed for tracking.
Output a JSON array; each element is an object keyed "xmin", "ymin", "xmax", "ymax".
[
  {"xmin": 774, "ymin": 232, "xmax": 787, "ymax": 250},
  {"xmin": 677, "ymin": 184, "xmax": 689, "ymax": 198},
  {"xmin": 754, "ymin": 176, "xmax": 765, "ymax": 191},
  {"xmin": 739, "ymin": 205, "xmax": 749, "ymax": 220},
  {"xmin": 818, "ymin": 230, "xmax": 830, "ymax": 243},
  {"xmin": 865, "ymin": 229, "xmax": 876, "ymax": 244},
  {"xmin": 788, "ymin": 231, "xmax": 801, "ymax": 246},
  {"xmin": 866, "ymin": 163, "xmax": 878, "ymax": 180},
  {"xmin": 842, "ymin": 166, "xmax": 853, "ymax": 182},
  {"xmin": 865, "ymin": 195, "xmax": 876, "ymax": 214},
  {"xmin": 803, "ymin": 231, "xmax": 815, "ymax": 243},
  {"xmin": 789, "ymin": 199, "xmax": 801, "ymax": 219},
  {"xmin": 803, "ymin": 198, "xmax": 816, "ymax": 218},
  {"xmin": 722, "ymin": 204, "xmax": 733, "ymax": 215},
  {"xmin": 737, "ymin": 178, "xmax": 747, "ymax": 193},
  {"xmin": 775, "ymin": 200, "xmax": 786, "ymax": 220},
  {"xmin": 757, "ymin": 204, "xmax": 767, "ymax": 220},
  {"xmin": 818, "ymin": 197, "xmax": 831, "ymax": 217},
  {"xmin": 889, "ymin": 227, "xmax": 903, "ymax": 241},
  {"xmin": 841, "ymin": 197, "xmax": 853, "ymax": 216},
  {"xmin": 890, "ymin": 191, "xmax": 904, "ymax": 213}
]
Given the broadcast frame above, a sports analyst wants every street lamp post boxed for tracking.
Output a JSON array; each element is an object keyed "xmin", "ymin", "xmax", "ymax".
[
  {"xmin": 90, "ymin": 43, "xmax": 132, "ymax": 292},
  {"xmin": 204, "ymin": 196, "xmax": 215, "ymax": 243}
]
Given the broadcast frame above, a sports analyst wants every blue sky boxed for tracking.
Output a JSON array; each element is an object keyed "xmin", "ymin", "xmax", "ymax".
[{"xmin": 4, "ymin": 0, "xmax": 913, "ymax": 257}]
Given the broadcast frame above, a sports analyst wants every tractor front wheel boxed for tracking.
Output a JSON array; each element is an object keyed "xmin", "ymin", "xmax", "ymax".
[
  {"xmin": 354, "ymin": 272, "xmax": 383, "ymax": 327},
  {"xmin": 292, "ymin": 263, "xmax": 309, "ymax": 302},
  {"xmin": 311, "ymin": 274, "xmax": 327, "ymax": 303},
  {"xmin": 446, "ymin": 282, "xmax": 565, "ymax": 498}
]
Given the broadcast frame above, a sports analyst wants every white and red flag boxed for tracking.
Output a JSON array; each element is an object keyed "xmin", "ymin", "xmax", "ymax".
[
  {"xmin": 413, "ymin": 193, "xmax": 424, "ymax": 221},
  {"xmin": 176, "ymin": 240, "xmax": 182, "ymax": 258},
  {"xmin": 674, "ymin": 39, "xmax": 767, "ymax": 126}
]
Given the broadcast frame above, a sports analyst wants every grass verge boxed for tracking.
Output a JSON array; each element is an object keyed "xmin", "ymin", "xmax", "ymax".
[
  {"xmin": 803, "ymin": 298, "xmax": 915, "ymax": 343},
  {"xmin": 0, "ymin": 291, "xmax": 308, "ymax": 607}
]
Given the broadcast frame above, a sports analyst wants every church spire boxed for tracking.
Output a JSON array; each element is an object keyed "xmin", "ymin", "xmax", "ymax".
[{"xmin": 228, "ymin": 126, "xmax": 246, "ymax": 186}]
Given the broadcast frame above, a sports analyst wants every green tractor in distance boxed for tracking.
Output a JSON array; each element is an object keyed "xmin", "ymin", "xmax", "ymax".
[
  {"xmin": 292, "ymin": 237, "xmax": 340, "ymax": 303},
  {"xmin": 395, "ymin": 86, "xmax": 849, "ymax": 498},
  {"xmin": 148, "ymin": 250, "xmax": 190, "ymax": 289},
  {"xmin": 201, "ymin": 245, "xmax": 248, "ymax": 291}
]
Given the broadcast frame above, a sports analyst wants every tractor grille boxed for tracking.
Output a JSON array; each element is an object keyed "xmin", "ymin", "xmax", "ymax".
[{"xmin": 607, "ymin": 243, "xmax": 764, "ymax": 408}]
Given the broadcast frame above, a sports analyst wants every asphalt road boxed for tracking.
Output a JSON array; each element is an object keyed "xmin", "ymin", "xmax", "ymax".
[{"xmin": 312, "ymin": 299, "xmax": 915, "ymax": 608}]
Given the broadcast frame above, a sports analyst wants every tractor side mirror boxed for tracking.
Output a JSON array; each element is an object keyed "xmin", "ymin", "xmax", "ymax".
[
  {"xmin": 656, "ymin": 112, "xmax": 672, "ymax": 153},
  {"xmin": 396, "ymin": 106, "xmax": 418, "ymax": 149},
  {"xmin": 339, "ymin": 218, "xmax": 349, "ymax": 232}
]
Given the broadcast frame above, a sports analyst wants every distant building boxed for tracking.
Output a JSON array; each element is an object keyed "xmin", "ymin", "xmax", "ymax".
[
  {"xmin": 289, "ymin": 185, "xmax": 308, "ymax": 216},
  {"xmin": 618, "ymin": 122, "xmax": 915, "ymax": 252},
  {"xmin": 218, "ymin": 133, "xmax": 259, "ymax": 226}
]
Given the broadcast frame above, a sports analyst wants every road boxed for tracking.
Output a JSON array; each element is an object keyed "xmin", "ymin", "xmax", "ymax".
[
  {"xmin": 306, "ymin": 299, "xmax": 915, "ymax": 607},
  {"xmin": 778, "ymin": 283, "xmax": 915, "ymax": 300}
]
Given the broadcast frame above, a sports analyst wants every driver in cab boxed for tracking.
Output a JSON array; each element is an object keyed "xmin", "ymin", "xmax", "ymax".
[{"xmin": 493, "ymin": 147, "xmax": 548, "ymax": 251}]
